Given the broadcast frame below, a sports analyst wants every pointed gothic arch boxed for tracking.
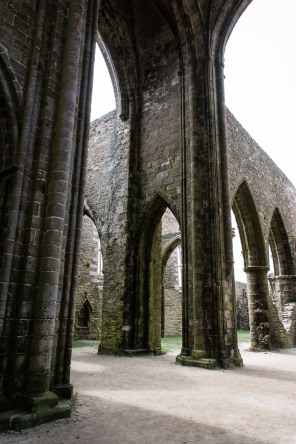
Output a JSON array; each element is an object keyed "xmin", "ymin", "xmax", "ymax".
[
  {"xmin": 161, "ymin": 235, "xmax": 182, "ymax": 338},
  {"xmin": 162, "ymin": 235, "xmax": 182, "ymax": 269},
  {"xmin": 269, "ymin": 208, "xmax": 295, "ymax": 276},
  {"xmin": 134, "ymin": 194, "xmax": 180, "ymax": 352},
  {"xmin": 232, "ymin": 181, "xmax": 267, "ymax": 268},
  {"xmin": 77, "ymin": 299, "xmax": 93, "ymax": 328},
  {"xmin": 232, "ymin": 181, "xmax": 270, "ymax": 349}
]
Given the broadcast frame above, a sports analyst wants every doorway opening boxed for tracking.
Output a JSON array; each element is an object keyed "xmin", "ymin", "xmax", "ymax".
[{"xmin": 161, "ymin": 208, "xmax": 182, "ymax": 354}]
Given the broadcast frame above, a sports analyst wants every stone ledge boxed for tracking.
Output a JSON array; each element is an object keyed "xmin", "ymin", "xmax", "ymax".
[
  {"xmin": 122, "ymin": 349, "xmax": 152, "ymax": 356},
  {"xmin": 176, "ymin": 354, "xmax": 219, "ymax": 369},
  {"xmin": 0, "ymin": 393, "xmax": 77, "ymax": 432}
]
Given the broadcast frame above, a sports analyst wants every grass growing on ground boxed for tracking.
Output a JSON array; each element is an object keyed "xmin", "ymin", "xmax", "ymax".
[
  {"xmin": 161, "ymin": 335, "xmax": 182, "ymax": 353},
  {"xmin": 73, "ymin": 340, "xmax": 100, "ymax": 348},
  {"xmin": 237, "ymin": 330, "xmax": 250, "ymax": 343},
  {"xmin": 73, "ymin": 331, "xmax": 250, "ymax": 352},
  {"xmin": 161, "ymin": 331, "xmax": 250, "ymax": 353}
]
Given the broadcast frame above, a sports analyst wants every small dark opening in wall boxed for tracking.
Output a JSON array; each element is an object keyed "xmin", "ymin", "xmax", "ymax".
[{"xmin": 78, "ymin": 303, "xmax": 90, "ymax": 328}]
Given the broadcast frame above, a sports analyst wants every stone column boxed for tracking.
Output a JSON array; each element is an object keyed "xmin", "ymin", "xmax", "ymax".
[
  {"xmin": 19, "ymin": 0, "xmax": 87, "ymax": 411},
  {"xmin": 53, "ymin": 0, "xmax": 99, "ymax": 399},
  {"xmin": 245, "ymin": 266, "xmax": 270, "ymax": 350},
  {"xmin": 149, "ymin": 221, "xmax": 163, "ymax": 355},
  {"xmin": 215, "ymin": 57, "xmax": 242, "ymax": 367},
  {"xmin": 178, "ymin": 56, "xmax": 226, "ymax": 369}
]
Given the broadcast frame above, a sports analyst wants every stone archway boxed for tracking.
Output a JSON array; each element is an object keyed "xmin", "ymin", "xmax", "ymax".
[
  {"xmin": 134, "ymin": 194, "xmax": 181, "ymax": 354},
  {"xmin": 161, "ymin": 210, "xmax": 182, "ymax": 339},
  {"xmin": 232, "ymin": 180, "xmax": 270, "ymax": 349},
  {"xmin": 4, "ymin": 0, "xmax": 296, "ymax": 429},
  {"xmin": 268, "ymin": 208, "xmax": 296, "ymax": 347}
]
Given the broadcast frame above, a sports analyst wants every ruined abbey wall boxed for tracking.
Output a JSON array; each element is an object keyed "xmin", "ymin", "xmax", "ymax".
[
  {"xmin": 86, "ymin": 109, "xmax": 296, "ymax": 269},
  {"xmin": 82, "ymin": 109, "xmax": 296, "ymax": 347},
  {"xmin": 74, "ymin": 215, "xmax": 103, "ymax": 340},
  {"xmin": 227, "ymin": 109, "xmax": 296, "ymax": 255},
  {"xmin": 1, "ymin": 0, "xmax": 295, "ymax": 429}
]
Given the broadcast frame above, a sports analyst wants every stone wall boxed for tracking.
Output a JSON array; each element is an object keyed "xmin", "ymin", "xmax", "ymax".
[
  {"xmin": 235, "ymin": 282, "xmax": 249, "ymax": 330},
  {"xmin": 85, "ymin": 109, "xmax": 296, "ymax": 350},
  {"xmin": 163, "ymin": 248, "xmax": 182, "ymax": 336},
  {"xmin": 74, "ymin": 215, "xmax": 103, "ymax": 340},
  {"xmin": 227, "ymin": 109, "xmax": 296, "ymax": 255},
  {"xmin": 3, "ymin": 0, "xmax": 291, "ymax": 427}
]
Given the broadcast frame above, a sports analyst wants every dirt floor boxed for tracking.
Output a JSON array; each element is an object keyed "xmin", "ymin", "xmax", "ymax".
[{"xmin": 2, "ymin": 343, "xmax": 296, "ymax": 444}]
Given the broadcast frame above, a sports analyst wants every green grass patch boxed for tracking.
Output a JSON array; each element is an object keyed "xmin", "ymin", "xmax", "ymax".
[
  {"xmin": 161, "ymin": 335, "xmax": 182, "ymax": 353},
  {"xmin": 237, "ymin": 330, "xmax": 250, "ymax": 343},
  {"xmin": 72, "ymin": 340, "xmax": 99, "ymax": 348},
  {"xmin": 161, "ymin": 331, "xmax": 250, "ymax": 353},
  {"xmin": 73, "ymin": 331, "xmax": 250, "ymax": 352}
]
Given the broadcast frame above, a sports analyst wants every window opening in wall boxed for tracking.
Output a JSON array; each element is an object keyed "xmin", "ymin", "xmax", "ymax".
[
  {"xmin": 75, "ymin": 214, "xmax": 103, "ymax": 340},
  {"xmin": 268, "ymin": 245, "xmax": 275, "ymax": 276},
  {"xmin": 267, "ymin": 245, "xmax": 276, "ymax": 304},
  {"xmin": 176, "ymin": 245, "xmax": 182, "ymax": 290},
  {"xmin": 78, "ymin": 302, "xmax": 90, "ymax": 328},
  {"xmin": 97, "ymin": 236, "xmax": 103, "ymax": 276},
  {"xmin": 91, "ymin": 43, "xmax": 116, "ymax": 121}
]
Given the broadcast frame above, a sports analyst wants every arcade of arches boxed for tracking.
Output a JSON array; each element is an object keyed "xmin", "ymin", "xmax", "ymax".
[{"xmin": 0, "ymin": 0, "xmax": 296, "ymax": 430}]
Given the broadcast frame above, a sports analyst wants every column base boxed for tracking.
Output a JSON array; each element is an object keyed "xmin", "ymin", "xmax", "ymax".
[
  {"xmin": 52, "ymin": 383, "xmax": 74, "ymax": 399},
  {"xmin": 248, "ymin": 346, "xmax": 270, "ymax": 352},
  {"xmin": 176, "ymin": 348, "xmax": 244, "ymax": 369},
  {"xmin": 0, "ymin": 396, "xmax": 16, "ymax": 412},
  {"xmin": 234, "ymin": 348, "xmax": 244, "ymax": 367},
  {"xmin": 176, "ymin": 350, "xmax": 219, "ymax": 369},
  {"xmin": 17, "ymin": 391, "xmax": 59, "ymax": 413},
  {"xmin": 0, "ymin": 392, "xmax": 76, "ymax": 431},
  {"xmin": 122, "ymin": 348, "xmax": 152, "ymax": 356}
]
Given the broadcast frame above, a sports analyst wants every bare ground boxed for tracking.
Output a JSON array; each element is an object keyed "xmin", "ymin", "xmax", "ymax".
[{"xmin": 2, "ymin": 343, "xmax": 296, "ymax": 444}]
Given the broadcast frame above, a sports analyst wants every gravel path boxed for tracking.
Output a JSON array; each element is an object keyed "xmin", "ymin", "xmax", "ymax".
[{"xmin": 2, "ymin": 344, "xmax": 296, "ymax": 443}]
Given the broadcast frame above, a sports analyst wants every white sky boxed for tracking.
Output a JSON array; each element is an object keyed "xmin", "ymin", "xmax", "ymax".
[
  {"xmin": 225, "ymin": 0, "xmax": 296, "ymax": 282},
  {"xmin": 91, "ymin": 48, "xmax": 115, "ymax": 121},
  {"xmin": 91, "ymin": 0, "xmax": 296, "ymax": 283}
]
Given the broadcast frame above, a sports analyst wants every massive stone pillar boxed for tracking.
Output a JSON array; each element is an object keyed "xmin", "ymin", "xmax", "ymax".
[
  {"xmin": 0, "ymin": 0, "xmax": 254, "ymax": 430},
  {"xmin": 0, "ymin": 0, "xmax": 98, "ymax": 430},
  {"xmin": 177, "ymin": 54, "xmax": 241, "ymax": 368},
  {"xmin": 245, "ymin": 266, "xmax": 270, "ymax": 349}
]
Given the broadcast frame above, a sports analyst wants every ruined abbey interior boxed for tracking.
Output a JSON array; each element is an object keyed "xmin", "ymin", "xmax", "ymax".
[{"xmin": 0, "ymin": 0, "xmax": 296, "ymax": 432}]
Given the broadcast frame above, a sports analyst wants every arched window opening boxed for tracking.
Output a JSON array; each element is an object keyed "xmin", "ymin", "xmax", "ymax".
[
  {"xmin": 135, "ymin": 197, "xmax": 183, "ymax": 354},
  {"xmin": 232, "ymin": 182, "xmax": 269, "ymax": 350},
  {"xmin": 161, "ymin": 208, "xmax": 182, "ymax": 351},
  {"xmin": 97, "ymin": 235, "xmax": 103, "ymax": 277},
  {"xmin": 91, "ymin": 43, "xmax": 116, "ymax": 121},
  {"xmin": 75, "ymin": 214, "xmax": 103, "ymax": 340},
  {"xmin": 78, "ymin": 301, "xmax": 90, "ymax": 328}
]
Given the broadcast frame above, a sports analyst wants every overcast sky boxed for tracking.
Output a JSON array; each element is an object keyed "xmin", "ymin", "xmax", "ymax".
[
  {"xmin": 91, "ymin": 0, "xmax": 296, "ymax": 283},
  {"xmin": 225, "ymin": 0, "xmax": 296, "ymax": 281}
]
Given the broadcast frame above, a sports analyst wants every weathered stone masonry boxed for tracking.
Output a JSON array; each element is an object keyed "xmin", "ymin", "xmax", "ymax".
[
  {"xmin": 0, "ymin": 0, "xmax": 99, "ymax": 429},
  {"xmin": 1, "ymin": 0, "xmax": 296, "ymax": 431},
  {"xmin": 74, "ymin": 214, "xmax": 103, "ymax": 340},
  {"xmin": 84, "ymin": 109, "xmax": 296, "ymax": 351}
]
